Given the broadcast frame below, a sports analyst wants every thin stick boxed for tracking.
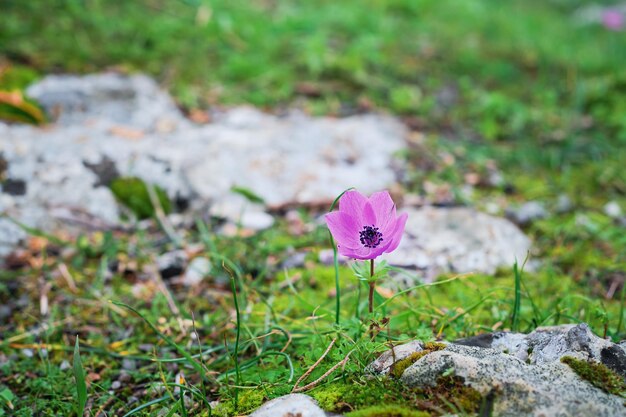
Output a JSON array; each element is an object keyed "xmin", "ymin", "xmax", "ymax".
[
  {"xmin": 292, "ymin": 351, "xmax": 353, "ymax": 393},
  {"xmin": 292, "ymin": 338, "xmax": 336, "ymax": 392},
  {"xmin": 146, "ymin": 183, "xmax": 182, "ymax": 248}
]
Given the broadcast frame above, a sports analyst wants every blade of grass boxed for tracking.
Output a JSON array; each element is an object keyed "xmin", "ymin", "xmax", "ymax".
[
  {"xmin": 111, "ymin": 301, "xmax": 204, "ymax": 374},
  {"xmin": 228, "ymin": 266, "xmax": 242, "ymax": 408},
  {"xmin": 511, "ymin": 260, "xmax": 522, "ymax": 332},
  {"xmin": 328, "ymin": 187, "xmax": 354, "ymax": 326},
  {"xmin": 616, "ymin": 280, "xmax": 625, "ymax": 338},
  {"xmin": 121, "ymin": 396, "xmax": 170, "ymax": 417},
  {"xmin": 73, "ymin": 337, "xmax": 87, "ymax": 417}
]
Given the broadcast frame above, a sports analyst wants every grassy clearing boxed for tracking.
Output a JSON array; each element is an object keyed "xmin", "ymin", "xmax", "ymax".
[{"xmin": 1, "ymin": 0, "xmax": 626, "ymax": 415}]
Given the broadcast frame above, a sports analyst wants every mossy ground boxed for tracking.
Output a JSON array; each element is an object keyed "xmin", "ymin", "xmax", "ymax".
[{"xmin": 1, "ymin": 0, "xmax": 626, "ymax": 416}]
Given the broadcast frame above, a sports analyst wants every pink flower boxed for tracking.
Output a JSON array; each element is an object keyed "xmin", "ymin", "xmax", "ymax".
[
  {"xmin": 602, "ymin": 10, "xmax": 624, "ymax": 31},
  {"xmin": 325, "ymin": 190, "xmax": 408, "ymax": 260}
]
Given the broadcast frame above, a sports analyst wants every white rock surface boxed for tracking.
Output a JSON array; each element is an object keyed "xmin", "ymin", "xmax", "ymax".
[
  {"xmin": 385, "ymin": 207, "xmax": 532, "ymax": 278},
  {"xmin": 249, "ymin": 394, "xmax": 329, "ymax": 417},
  {"xmin": 1, "ymin": 73, "xmax": 407, "ymax": 257}
]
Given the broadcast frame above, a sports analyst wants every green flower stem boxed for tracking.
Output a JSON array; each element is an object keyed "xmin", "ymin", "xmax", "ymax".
[{"xmin": 368, "ymin": 259, "xmax": 375, "ymax": 314}]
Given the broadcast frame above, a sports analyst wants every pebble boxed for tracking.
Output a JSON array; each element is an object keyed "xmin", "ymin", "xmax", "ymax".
[
  {"xmin": 505, "ymin": 201, "xmax": 548, "ymax": 225},
  {"xmin": 182, "ymin": 257, "xmax": 211, "ymax": 286},
  {"xmin": 604, "ymin": 201, "xmax": 623, "ymax": 219}
]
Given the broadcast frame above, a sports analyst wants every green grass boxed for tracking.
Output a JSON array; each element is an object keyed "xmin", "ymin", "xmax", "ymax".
[{"xmin": 1, "ymin": 0, "xmax": 626, "ymax": 415}]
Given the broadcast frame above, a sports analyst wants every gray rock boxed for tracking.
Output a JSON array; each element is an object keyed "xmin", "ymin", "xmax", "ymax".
[
  {"xmin": 184, "ymin": 106, "xmax": 406, "ymax": 210},
  {"xmin": 26, "ymin": 73, "xmax": 185, "ymax": 130},
  {"xmin": 401, "ymin": 343, "xmax": 624, "ymax": 417},
  {"xmin": 249, "ymin": 394, "xmax": 329, "ymax": 417},
  {"xmin": 157, "ymin": 250, "xmax": 188, "ymax": 280},
  {"xmin": 365, "ymin": 340, "xmax": 424, "ymax": 375},
  {"xmin": 0, "ymin": 216, "xmax": 26, "ymax": 260},
  {"xmin": 372, "ymin": 324, "xmax": 626, "ymax": 417},
  {"xmin": 183, "ymin": 257, "xmax": 211, "ymax": 286},
  {"xmin": 604, "ymin": 201, "xmax": 623, "ymax": 219},
  {"xmin": 122, "ymin": 358, "xmax": 137, "ymax": 371},
  {"xmin": 556, "ymin": 194, "xmax": 573, "ymax": 213},
  {"xmin": 1, "ymin": 73, "xmax": 407, "ymax": 258},
  {"xmin": 506, "ymin": 201, "xmax": 548, "ymax": 225},
  {"xmin": 456, "ymin": 324, "xmax": 625, "ymax": 374},
  {"xmin": 384, "ymin": 207, "xmax": 531, "ymax": 279}
]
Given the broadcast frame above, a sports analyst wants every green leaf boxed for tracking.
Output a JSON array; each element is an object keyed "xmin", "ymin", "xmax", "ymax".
[
  {"xmin": 0, "ymin": 388, "xmax": 14, "ymax": 410},
  {"xmin": 73, "ymin": 337, "xmax": 88, "ymax": 416},
  {"xmin": 230, "ymin": 186, "xmax": 265, "ymax": 204}
]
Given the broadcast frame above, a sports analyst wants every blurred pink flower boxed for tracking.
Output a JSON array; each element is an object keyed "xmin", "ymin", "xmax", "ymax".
[
  {"xmin": 602, "ymin": 9, "xmax": 624, "ymax": 31},
  {"xmin": 325, "ymin": 190, "xmax": 408, "ymax": 260}
]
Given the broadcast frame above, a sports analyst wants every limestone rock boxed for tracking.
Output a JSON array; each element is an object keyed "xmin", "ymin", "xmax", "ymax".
[
  {"xmin": 456, "ymin": 323, "xmax": 626, "ymax": 376},
  {"xmin": 384, "ymin": 207, "xmax": 531, "ymax": 279},
  {"xmin": 1, "ymin": 73, "xmax": 407, "ymax": 259},
  {"xmin": 249, "ymin": 394, "xmax": 330, "ymax": 417},
  {"xmin": 26, "ymin": 72, "xmax": 186, "ymax": 130},
  {"xmin": 370, "ymin": 324, "xmax": 626, "ymax": 417}
]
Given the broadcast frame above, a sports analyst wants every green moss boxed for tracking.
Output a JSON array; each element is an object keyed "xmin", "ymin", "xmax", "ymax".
[
  {"xmin": 391, "ymin": 342, "xmax": 446, "ymax": 379},
  {"xmin": 561, "ymin": 356, "xmax": 626, "ymax": 396},
  {"xmin": 109, "ymin": 177, "xmax": 171, "ymax": 219},
  {"xmin": 345, "ymin": 404, "xmax": 429, "ymax": 417},
  {"xmin": 311, "ymin": 379, "xmax": 409, "ymax": 413},
  {"xmin": 213, "ymin": 390, "xmax": 266, "ymax": 416},
  {"xmin": 420, "ymin": 375, "xmax": 484, "ymax": 413}
]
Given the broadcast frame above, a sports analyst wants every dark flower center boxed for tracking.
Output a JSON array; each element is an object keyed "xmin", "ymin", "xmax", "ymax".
[{"xmin": 359, "ymin": 225, "xmax": 383, "ymax": 248}]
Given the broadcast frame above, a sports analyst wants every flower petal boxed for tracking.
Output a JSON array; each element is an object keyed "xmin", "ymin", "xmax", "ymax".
[
  {"xmin": 341, "ymin": 245, "xmax": 374, "ymax": 260},
  {"xmin": 325, "ymin": 211, "xmax": 360, "ymax": 249},
  {"xmin": 383, "ymin": 212, "xmax": 408, "ymax": 253},
  {"xmin": 362, "ymin": 201, "xmax": 377, "ymax": 226},
  {"xmin": 369, "ymin": 191, "xmax": 395, "ymax": 224},
  {"xmin": 338, "ymin": 191, "xmax": 368, "ymax": 225}
]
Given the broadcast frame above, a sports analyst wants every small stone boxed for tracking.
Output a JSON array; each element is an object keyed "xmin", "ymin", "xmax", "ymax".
[
  {"xmin": 318, "ymin": 249, "xmax": 348, "ymax": 266},
  {"xmin": 0, "ymin": 304, "xmax": 11, "ymax": 321},
  {"xmin": 239, "ymin": 210, "xmax": 275, "ymax": 231},
  {"xmin": 281, "ymin": 251, "xmax": 307, "ymax": 269},
  {"xmin": 506, "ymin": 201, "xmax": 548, "ymax": 225},
  {"xmin": 556, "ymin": 194, "xmax": 573, "ymax": 213},
  {"xmin": 1, "ymin": 178, "xmax": 27, "ymax": 196},
  {"xmin": 111, "ymin": 380, "xmax": 122, "ymax": 390},
  {"xmin": 183, "ymin": 257, "xmax": 211, "ymax": 286},
  {"xmin": 249, "ymin": 394, "xmax": 327, "ymax": 417},
  {"xmin": 21, "ymin": 349, "xmax": 34, "ymax": 358},
  {"xmin": 122, "ymin": 358, "xmax": 137, "ymax": 371},
  {"xmin": 604, "ymin": 201, "xmax": 622, "ymax": 219},
  {"xmin": 118, "ymin": 372, "xmax": 132, "ymax": 383},
  {"xmin": 157, "ymin": 250, "xmax": 187, "ymax": 280}
]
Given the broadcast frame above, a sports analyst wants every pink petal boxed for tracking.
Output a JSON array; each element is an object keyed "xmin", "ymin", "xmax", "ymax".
[
  {"xmin": 383, "ymin": 212, "xmax": 408, "ymax": 253},
  {"xmin": 325, "ymin": 211, "xmax": 360, "ymax": 249},
  {"xmin": 362, "ymin": 201, "xmax": 377, "ymax": 226},
  {"xmin": 341, "ymin": 245, "xmax": 375, "ymax": 260},
  {"xmin": 338, "ymin": 191, "xmax": 368, "ymax": 225}
]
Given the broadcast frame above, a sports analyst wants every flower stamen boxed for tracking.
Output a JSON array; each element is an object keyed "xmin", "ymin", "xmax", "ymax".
[{"xmin": 359, "ymin": 225, "xmax": 383, "ymax": 248}]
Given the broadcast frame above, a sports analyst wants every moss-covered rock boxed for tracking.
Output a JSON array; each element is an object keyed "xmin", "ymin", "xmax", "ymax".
[
  {"xmin": 390, "ymin": 342, "xmax": 446, "ymax": 379},
  {"xmin": 561, "ymin": 356, "xmax": 626, "ymax": 396}
]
